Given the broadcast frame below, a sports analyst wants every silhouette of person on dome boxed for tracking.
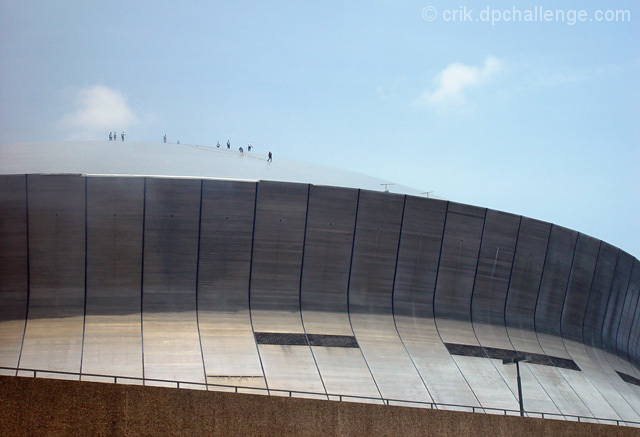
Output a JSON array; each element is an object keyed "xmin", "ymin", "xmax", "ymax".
[
  {"xmin": 267, "ymin": 151, "xmax": 272, "ymax": 162},
  {"xmin": 227, "ymin": 140, "xmax": 230, "ymax": 149}
]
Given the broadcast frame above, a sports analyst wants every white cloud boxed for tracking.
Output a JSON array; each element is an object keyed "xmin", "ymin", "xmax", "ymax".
[
  {"xmin": 415, "ymin": 56, "xmax": 502, "ymax": 107},
  {"xmin": 55, "ymin": 85, "xmax": 137, "ymax": 139}
]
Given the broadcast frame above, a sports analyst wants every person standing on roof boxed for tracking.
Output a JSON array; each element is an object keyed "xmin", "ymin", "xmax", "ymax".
[
  {"xmin": 109, "ymin": 132, "xmax": 113, "ymax": 141},
  {"xmin": 227, "ymin": 140, "xmax": 230, "ymax": 149},
  {"xmin": 216, "ymin": 141, "xmax": 220, "ymax": 148},
  {"xmin": 248, "ymin": 143, "xmax": 252, "ymax": 152},
  {"xmin": 121, "ymin": 132, "xmax": 125, "ymax": 141},
  {"xmin": 267, "ymin": 151, "xmax": 272, "ymax": 162},
  {"xmin": 239, "ymin": 146, "xmax": 244, "ymax": 155},
  {"xmin": 163, "ymin": 134, "xmax": 167, "ymax": 143}
]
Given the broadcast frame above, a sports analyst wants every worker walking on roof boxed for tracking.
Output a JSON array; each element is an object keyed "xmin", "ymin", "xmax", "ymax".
[
  {"xmin": 163, "ymin": 134, "xmax": 167, "ymax": 143},
  {"xmin": 121, "ymin": 132, "xmax": 125, "ymax": 141},
  {"xmin": 267, "ymin": 151, "xmax": 272, "ymax": 162},
  {"xmin": 227, "ymin": 140, "xmax": 230, "ymax": 149}
]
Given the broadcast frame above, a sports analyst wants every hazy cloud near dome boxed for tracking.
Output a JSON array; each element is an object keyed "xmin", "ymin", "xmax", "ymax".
[
  {"xmin": 415, "ymin": 56, "xmax": 502, "ymax": 107},
  {"xmin": 55, "ymin": 85, "xmax": 137, "ymax": 140}
]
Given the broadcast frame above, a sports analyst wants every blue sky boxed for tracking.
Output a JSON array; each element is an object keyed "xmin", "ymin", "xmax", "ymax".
[{"xmin": 1, "ymin": 1, "xmax": 638, "ymax": 257}]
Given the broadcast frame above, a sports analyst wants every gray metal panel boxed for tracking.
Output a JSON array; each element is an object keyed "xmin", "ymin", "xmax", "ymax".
[
  {"xmin": 558, "ymin": 236, "xmax": 630, "ymax": 420},
  {"xmin": 505, "ymin": 217, "xmax": 551, "ymax": 354},
  {"xmin": 492, "ymin": 360, "xmax": 561, "ymax": 416},
  {"xmin": 616, "ymin": 260, "xmax": 639, "ymax": 375},
  {"xmin": 0, "ymin": 175, "xmax": 28, "ymax": 369},
  {"xmin": 197, "ymin": 180, "xmax": 266, "ymax": 389},
  {"xmin": 393, "ymin": 196, "xmax": 447, "ymax": 321},
  {"xmin": 250, "ymin": 181, "xmax": 308, "ymax": 333},
  {"xmin": 628, "ymin": 268, "xmax": 640, "ymax": 372},
  {"xmin": 501, "ymin": 218, "xmax": 595, "ymax": 417},
  {"xmin": 535, "ymin": 225, "xmax": 578, "ymax": 360},
  {"xmin": 249, "ymin": 181, "xmax": 326, "ymax": 394},
  {"xmin": 434, "ymin": 202, "xmax": 485, "ymax": 345},
  {"xmin": 583, "ymin": 243, "xmax": 618, "ymax": 350},
  {"xmin": 349, "ymin": 190, "xmax": 431, "ymax": 402},
  {"xmin": 531, "ymin": 226, "xmax": 610, "ymax": 418},
  {"xmin": 472, "ymin": 210, "xmax": 520, "ymax": 350},
  {"xmin": 83, "ymin": 176, "xmax": 144, "ymax": 378},
  {"xmin": 563, "ymin": 339, "xmax": 622, "ymax": 421},
  {"xmin": 469, "ymin": 211, "xmax": 565, "ymax": 415},
  {"xmin": 310, "ymin": 346, "xmax": 380, "ymax": 399},
  {"xmin": 584, "ymin": 343, "xmax": 640, "ymax": 421},
  {"xmin": 258, "ymin": 345, "xmax": 326, "ymax": 396},
  {"xmin": 142, "ymin": 178, "xmax": 205, "ymax": 383},
  {"xmin": 432, "ymin": 203, "xmax": 523, "ymax": 410},
  {"xmin": 602, "ymin": 251, "xmax": 634, "ymax": 372},
  {"xmin": 299, "ymin": 185, "xmax": 378, "ymax": 398},
  {"xmin": 20, "ymin": 174, "xmax": 85, "ymax": 373},
  {"xmin": 393, "ymin": 197, "xmax": 480, "ymax": 406},
  {"xmin": 450, "ymin": 355, "xmax": 519, "ymax": 411},
  {"xmin": 564, "ymin": 338, "xmax": 631, "ymax": 420},
  {"xmin": 301, "ymin": 185, "xmax": 358, "ymax": 336},
  {"xmin": 561, "ymin": 234, "xmax": 599, "ymax": 344}
]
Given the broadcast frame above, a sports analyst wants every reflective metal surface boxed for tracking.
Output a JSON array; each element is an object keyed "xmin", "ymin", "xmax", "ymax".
[{"xmin": 1, "ymin": 174, "xmax": 639, "ymax": 424}]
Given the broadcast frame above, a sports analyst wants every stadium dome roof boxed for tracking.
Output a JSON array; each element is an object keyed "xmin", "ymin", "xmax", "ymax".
[{"xmin": 0, "ymin": 141, "xmax": 423, "ymax": 196}]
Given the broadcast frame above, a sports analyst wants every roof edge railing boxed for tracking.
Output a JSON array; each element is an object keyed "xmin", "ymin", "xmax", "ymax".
[{"xmin": 0, "ymin": 366, "xmax": 637, "ymax": 428}]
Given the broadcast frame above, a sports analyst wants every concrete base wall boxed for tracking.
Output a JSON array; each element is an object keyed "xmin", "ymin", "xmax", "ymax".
[{"xmin": 0, "ymin": 376, "xmax": 637, "ymax": 436}]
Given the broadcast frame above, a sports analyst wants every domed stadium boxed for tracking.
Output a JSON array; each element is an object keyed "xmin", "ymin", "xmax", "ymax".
[{"xmin": 1, "ymin": 141, "xmax": 639, "ymax": 433}]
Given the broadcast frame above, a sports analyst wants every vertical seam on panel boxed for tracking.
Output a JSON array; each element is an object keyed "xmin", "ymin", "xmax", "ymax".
[
  {"xmin": 345, "ymin": 190, "xmax": 383, "ymax": 400},
  {"xmin": 626, "ymin": 265, "xmax": 640, "ymax": 374},
  {"xmin": 432, "ymin": 203, "xmax": 483, "ymax": 409},
  {"xmin": 558, "ymin": 233, "xmax": 579, "ymax": 342},
  {"xmin": 195, "ymin": 179, "xmax": 207, "ymax": 386},
  {"xmin": 535, "ymin": 231, "xmax": 594, "ymax": 419},
  {"xmin": 503, "ymin": 215, "xmax": 522, "ymax": 352},
  {"xmin": 526, "ymin": 224, "xmax": 560, "ymax": 414},
  {"xmin": 591, "ymin": 248, "xmax": 640, "ymax": 416},
  {"xmin": 532, "ymin": 224, "xmax": 552, "ymax": 343},
  {"xmin": 431, "ymin": 201, "xmax": 449, "ymax": 322},
  {"xmin": 16, "ymin": 174, "xmax": 30, "ymax": 374},
  {"xmin": 503, "ymin": 218, "xmax": 564, "ymax": 416},
  {"xmin": 552, "ymin": 233, "xmax": 597, "ymax": 419},
  {"xmin": 630, "ymin": 295, "xmax": 640, "ymax": 372},
  {"xmin": 140, "ymin": 177, "xmax": 146, "ymax": 384},
  {"xmin": 248, "ymin": 182, "xmax": 269, "ymax": 392},
  {"xmin": 614, "ymin": 261, "xmax": 635, "ymax": 363},
  {"xmin": 298, "ymin": 185, "xmax": 328, "ymax": 398},
  {"xmin": 581, "ymin": 241, "xmax": 602, "ymax": 347},
  {"xmin": 469, "ymin": 208, "xmax": 487, "ymax": 352},
  {"xmin": 602, "ymin": 252, "xmax": 640, "ymax": 417},
  {"xmin": 600, "ymin": 249, "xmax": 620, "ymax": 352},
  {"xmin": 79, "ymin": 176, "xmax": 88, "ymax": 377},
  {"xmin": 391, "ymin": 196, "xmax": 434, "ymax": 402},
  {"xmin": 470, "ymin": 211, "xmax": 521, "ymax": 406},
  {"xmin": 567, "ymin": 240, "xmax": 623, "ymax": 418},
  {"xmin": 620, "ymin": 269, "xmax": 639, "ymax": 376}
]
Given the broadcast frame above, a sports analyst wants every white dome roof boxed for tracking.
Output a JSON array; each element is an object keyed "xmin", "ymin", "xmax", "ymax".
[{"xmin": 1, "ymin": 141, "xmax": 422, "ymax": 195}]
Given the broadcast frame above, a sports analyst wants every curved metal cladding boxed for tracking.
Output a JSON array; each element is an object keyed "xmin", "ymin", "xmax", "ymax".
[{"xmin": 1, "ymin": 174, "xmax": 639, "ymax": 422}]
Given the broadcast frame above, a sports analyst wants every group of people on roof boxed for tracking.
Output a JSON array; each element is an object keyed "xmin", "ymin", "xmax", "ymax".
[{"xmin": 108, "ymin": 132, "xmax": 125, "ymax": 141}]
